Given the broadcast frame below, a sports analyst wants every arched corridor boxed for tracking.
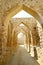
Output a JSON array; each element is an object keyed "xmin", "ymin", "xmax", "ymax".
[
  {"xmin": 1, "ymin": 18, "xmax": 42, "ymax": 65},
  {"xmin": 0, "ymin": 17, "xmax": 43, "ymax": 65},
  {"xmin": 0, "ymin": 1, "xmax": 43, "ymax": 65}
]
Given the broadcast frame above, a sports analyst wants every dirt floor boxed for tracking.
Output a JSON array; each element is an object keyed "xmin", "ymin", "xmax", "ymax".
[{"xmin": 6, "ymin": 45, "xmax": 40, "ymax": 65}]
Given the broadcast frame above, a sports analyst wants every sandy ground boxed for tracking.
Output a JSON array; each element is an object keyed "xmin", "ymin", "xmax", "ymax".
[{"xmin": 6, "ymin": 46, "xmax": 40, "ymax": 65}]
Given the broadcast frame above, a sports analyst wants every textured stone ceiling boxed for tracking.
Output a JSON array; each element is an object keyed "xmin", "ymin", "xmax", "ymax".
[
  {"xmin": 10, "ymin": 18, "xmax": 37, "ymax": 31},
  {"xmin": 0, "ymin": 0, "xmax": 43, "ymax": 16},
  {"xmin": 0, "ymin": 0, "xmax": 43, "ymax": 25}
]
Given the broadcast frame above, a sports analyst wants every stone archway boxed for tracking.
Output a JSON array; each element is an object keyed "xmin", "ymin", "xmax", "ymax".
[{"xmin": 4, "ymin": 4, "xmax": 42, "ymax": 25}]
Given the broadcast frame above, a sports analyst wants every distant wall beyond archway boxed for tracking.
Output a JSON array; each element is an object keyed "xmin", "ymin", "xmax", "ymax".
[{"xmin": 17, "ymin": 32, "xmax": 26, "ymax": 45}]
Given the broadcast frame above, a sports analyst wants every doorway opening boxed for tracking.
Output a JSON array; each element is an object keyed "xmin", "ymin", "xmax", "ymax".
[{"xmin": 17, "ymin": 32, "xmax": 26, "ymax": 47}]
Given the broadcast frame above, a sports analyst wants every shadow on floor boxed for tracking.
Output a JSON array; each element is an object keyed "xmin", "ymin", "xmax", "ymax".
[{"xmin": 34, "ymin": 47, "xmax": 38, "ymax": 60}]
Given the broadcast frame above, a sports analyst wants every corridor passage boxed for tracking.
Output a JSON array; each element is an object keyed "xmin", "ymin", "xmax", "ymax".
[{"xmin": 6, "ymin": 45, "xmax": 40, "ymax": 65}]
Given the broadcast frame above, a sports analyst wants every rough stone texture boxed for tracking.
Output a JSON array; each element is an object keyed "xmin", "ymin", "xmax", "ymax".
[
  {"xmin": 0, "ymin": 18, "xmax": 43, "ymax": 65},
  {"xmin": 0, "ymin": 0, "xmax": 43, "ymax": 65},
  {"xmin": 10, "ymin": 18, "xmax": 43, "ymax": 46},
  {"xmin": 36, "ymin": 47, "xmax": 43, "ymax": 65}
]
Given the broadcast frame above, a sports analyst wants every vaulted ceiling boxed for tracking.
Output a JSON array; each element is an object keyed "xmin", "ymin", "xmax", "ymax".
[{"xmin": 0, "ymin": 0, "xmax": 43, "ymax": 25}]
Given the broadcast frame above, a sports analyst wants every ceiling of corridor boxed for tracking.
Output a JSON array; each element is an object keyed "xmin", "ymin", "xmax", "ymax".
[
  {"xmin": 0, "ymin": 0, "xmax": 43, "ymax": 25},
  {"xmin": 10, "ymin": 18, "xmax": 37, "ymax": 31},
  {"xmin": 0, "ymin": 0, "xmax": 43, "ymax": 16},
  {"xmin": 0, "ymin": 0, "xmax": 43, "ymax": 65},
  {"xmin": 12, "ymin": 10, "xmax": 33, "ymax": 18}
]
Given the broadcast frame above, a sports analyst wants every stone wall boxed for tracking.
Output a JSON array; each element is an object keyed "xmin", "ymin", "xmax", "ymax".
[
  {"xmin": 0, "ymin": 0, "xmax": 43, "ymax": 64},
  {"xmin": 11, "ymin": 18, "xmax": 41, "ymax": 46}
]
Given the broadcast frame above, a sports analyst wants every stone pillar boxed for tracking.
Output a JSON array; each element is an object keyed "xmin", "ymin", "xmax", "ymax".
[
  {"xmin": 0, "ymin": 23, "xmax": 2, "ymax": 62},
  {"xmin": 25, "ymin": 33, "xmax": 28, "ymax": 51},
  {"xmin": 28, "ymin": 32, "xmax": 31, "ymax": 53},
  {"xmin": 30, "ymin": 31, "xmax": 33, "ymax": 45},
  {"xmin": 30, "ymin": 31, "xmax": 35, "ymax": 57},
  {"xmin": 7, "ymin": 22, "xmax": 13, "ymax": 55},
  {"xmin": 26, "ymin": 33, "xmax": 30, "ymax": 52},
  {"xmin": 0, "ymin": 22, "xmax": 9, "ymax": 64},
  {"xmin": 27, "ymin": 33, "xmax": 30, "ymax": 52},
  {"xmin": 12, "ymin": 31, "xmax": 17, "ymax": 54},
  {"xmin": 30, "ymin": 27, "xmax": 38, "ymax": 58}
]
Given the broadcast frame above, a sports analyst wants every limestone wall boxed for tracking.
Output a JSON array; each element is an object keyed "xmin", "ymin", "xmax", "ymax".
[
  {"xmin": 0, "ymin": 0, "xmax": 43, "ymax": 64},
  {"xmin": 11, "ymin": 18, "xmax": 41, "ymax": 46},
  {"xmin": 36, "ymin": 21, "xmax": 43, "ymax": 47}
]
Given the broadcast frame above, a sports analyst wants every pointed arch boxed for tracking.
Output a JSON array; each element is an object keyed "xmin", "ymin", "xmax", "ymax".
[
  {"xmin": 4, "ymin": 4, "xmax": 42, "ymax": 24},
  {"xmin": 12, "ymin": 22, "xmax": 30, "ymax": 35},
  {"xmin": 15, "ymin": 29, "xmax": 26, "ymax": 36}
]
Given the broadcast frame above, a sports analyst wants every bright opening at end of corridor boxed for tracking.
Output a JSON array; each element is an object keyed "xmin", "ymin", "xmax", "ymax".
[
  {"xmin": 0, "ymin": 1, "xmax": 43, "ymax": 65},
  {"xmin": 12, "ymin": 10, "xmax": 33, "ymax": 18}
]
